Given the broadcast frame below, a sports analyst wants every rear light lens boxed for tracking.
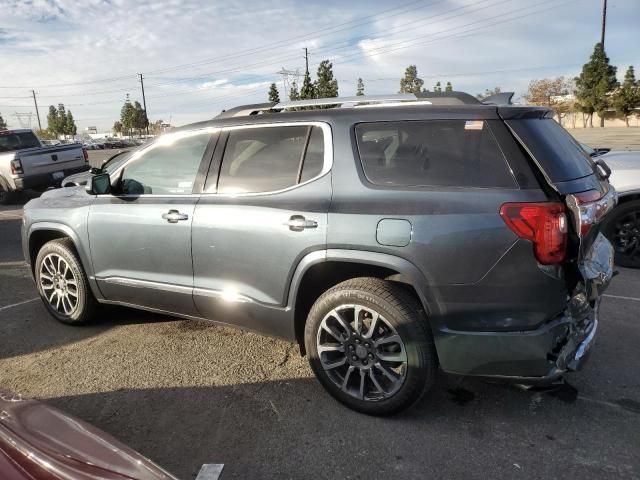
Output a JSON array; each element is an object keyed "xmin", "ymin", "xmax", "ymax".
[
  {"xmin": 500, "ymin": 202, "xmax": 568, "ymax": 264},
  {"xmin": 82, "ymin": 147, "xmax": 89, "ymax": 162},
  {"xmin": 568, "ymin": 189, "xmax": 616, "ymax": 237},
  {"xmin": 10, "ymin": 159, "xmax": 23, "ymax": 175}
]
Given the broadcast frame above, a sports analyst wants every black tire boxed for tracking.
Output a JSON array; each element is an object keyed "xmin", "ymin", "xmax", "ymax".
[
  {"xmin": 0, "ymin": 186, "xmax": 12, "ymax": 205},
  {"xmin": 304, "ymin": 277, "xmax": 437, "ymax": 416},
  {"xmin": 603, "ymin": 200, "xmax": 640, "ymax": 268},
  {"xmin": 34, "ymin": 238, "xmax": 99, "ymax": 325}
]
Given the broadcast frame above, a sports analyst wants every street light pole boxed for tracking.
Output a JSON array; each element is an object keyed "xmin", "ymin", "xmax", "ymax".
[{"xmin": 139, "ymin": 73, "xmax": 149, "ymax": 137}]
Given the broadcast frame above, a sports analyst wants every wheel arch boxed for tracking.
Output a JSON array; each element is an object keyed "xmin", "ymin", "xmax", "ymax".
[
  {"xmin": 288, "ymin": 249, "xmax": 443, "ymax": 354},
  {"xmin": 27, "ymin": 223, "xmax": 97, "ymax": 294}
]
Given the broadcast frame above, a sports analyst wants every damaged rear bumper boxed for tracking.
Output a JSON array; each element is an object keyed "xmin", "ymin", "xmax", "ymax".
[{"xmin": 437, "ymin": 233, "xmax": 613, "ymax": 384}]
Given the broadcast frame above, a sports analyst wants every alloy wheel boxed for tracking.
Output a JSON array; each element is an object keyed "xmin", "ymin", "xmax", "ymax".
[
  {"xmin": 39, "ymin": 253, "xmax": 79, "ymax": 316},
  {"xmin": 612, "ymin": 211, "xmax": 640, "ymax": 262},
  {"xmin": 316, "ymin": 304, "xmax": 408, "ymax": 402}
]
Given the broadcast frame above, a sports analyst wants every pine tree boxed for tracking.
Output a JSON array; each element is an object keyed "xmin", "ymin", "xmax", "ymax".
[
  {"xmin": 300, "ymin": 71, "xmax": 316, "ymax": 100},
  {"xmin": 399, "ymin": 65, "xmax": 424, "ymax": 94},
  {"xmin": 613, "ymin": 66, "xmax": 639, "ymax": 127},
  {"xmin": 132, "ymin": 101, "xmax": 148, "ymax": 136},
  {"xmin": 120, "ymin": 97, "xmax": 136, "ymax": 136},
  {"xmin": 0, "ymin": 113, "xmax": 7, "ymax": 130},
  {"xmin": 356, "ymin": 78, "xmax": 365, "ymax": 96},
  {"xmin": 65, "ymin": 110, "xmax": 77, "ymax": 137},
  {"xmin": 56, "ymin": 104, "xmax": 66, "ymax": 136},
  {"xmin": 268, "ymin": 83, "xmax": 280, "ymax": 103},
  {"xmin": 445, "ymin": 81, "xmax": 453, "ymax": 92},
  {"xmin": 46, "ymin": 105, "xmax": 59, "ymax": 134},
  {"xmin": 289, "ymin": 80, "xmax": 299, "ymax": 101},
  {"xmin": 113, "ymin": 121, "xmax": 123, "ymax": 134},
  {"xmin": 315, "ymin": 60, "xmax": 338, "ymax": 98},
  {"xmin": 434, "ymin": 81, "xmax": 442, "ymax": 93},
  {"xmin": 575, "ymin": 43, "xmax": 618, "ymax": 127}
]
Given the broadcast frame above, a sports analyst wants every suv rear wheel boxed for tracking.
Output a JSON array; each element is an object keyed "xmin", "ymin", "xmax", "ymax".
[
  {"xmin": 304, "ymin": 277, "xmax": 437, "ymax": 415},
  {"xmin": 35, "ymin": 238, "xmax": 99, "ymax": 325}
]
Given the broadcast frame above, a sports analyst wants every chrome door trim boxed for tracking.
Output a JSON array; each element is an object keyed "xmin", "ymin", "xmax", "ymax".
[{"xmin": 99, "ymin": 276, "xmax": 193, "ymax": 295}]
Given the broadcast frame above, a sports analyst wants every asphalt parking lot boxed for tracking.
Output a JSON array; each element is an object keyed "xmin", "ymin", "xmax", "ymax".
[{"xmin": 1, "ymin": 194, "xmax": 639, "ymax": 479}]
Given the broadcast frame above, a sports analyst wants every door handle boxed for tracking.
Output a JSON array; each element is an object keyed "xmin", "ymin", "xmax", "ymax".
[
  {"xmin": 162, "ymin": 209, "xmax": 189, "ymax": 223},
  {"xmin": 285, "ymin": 215, "xmax": 318, "ymax": 232}
]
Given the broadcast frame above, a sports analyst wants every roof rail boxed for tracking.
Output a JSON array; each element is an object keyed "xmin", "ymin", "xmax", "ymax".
[
  {"xmin": 481, "ymin": 92, "xmax": 514, "ymax": 106},
  {"xmin": 215, "ymin": 102, "xmax": 276, "ymax": 119},
  {"xmin": 214, "ymin": 91, "xmax": 498, "ymax": 118},
  {"xmin": 215, "ymin": 94, "xmax": 435, "ymax": 118}
]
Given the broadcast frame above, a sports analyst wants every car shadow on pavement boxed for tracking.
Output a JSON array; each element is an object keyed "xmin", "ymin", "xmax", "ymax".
[
  {"xmin": 46, "ymin": 372, "xmax": 640, "ymax": 480},
  {"xmin": 0, "ymin": 304, "xmax": 175, "ymax": 360}
]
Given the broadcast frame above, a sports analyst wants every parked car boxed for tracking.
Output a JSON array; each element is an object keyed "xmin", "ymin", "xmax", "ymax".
[
  {"xmin": 21, "ymin": 92, "xmax": 616, "ymax": 415},
  {"xmin": 0, "ymin": 390, "xmax": 177, "ymax": 479},
  {"xmin": 582, "ymin": 144, "xmax": 640, "ymax": 268},
  {"xmin": 0, "ymin": 129, "xmax": 89, "ymax": 204}
]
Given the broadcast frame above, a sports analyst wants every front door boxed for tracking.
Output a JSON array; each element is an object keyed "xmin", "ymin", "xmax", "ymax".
[
  {"xmin": 88, "ymin": 129, "xmax": 215, "ymax": 316},
  {"xmin": 191, "ymin": 123, "xmax": 332, "ymax": 338}
]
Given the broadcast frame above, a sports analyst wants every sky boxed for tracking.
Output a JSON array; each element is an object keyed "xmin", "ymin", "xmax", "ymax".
[{"xmin": 1, "ymin": 0, "xmax": 639, "ymax": 132}]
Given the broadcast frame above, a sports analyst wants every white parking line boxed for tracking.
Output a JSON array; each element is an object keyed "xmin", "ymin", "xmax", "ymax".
[
  {"xmin": 603, "ymin": 293, "xmax": 640, "ymax": 303},
  {"xmin": 0, "ymin": 297, "xmax": 39, "ymax": 312},
  {"xmin": 195, "ymin": 464, "xmax": 224, "ymax": 480}
]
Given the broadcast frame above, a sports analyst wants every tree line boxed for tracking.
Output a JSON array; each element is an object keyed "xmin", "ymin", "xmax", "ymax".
[
  {"xmin": 524, "ymin": 43, "xmax": 638, "ymax": 127},
  {"xmin": 45, "ymin": 104, "xmax": 77, "ymax": 137},
  {"xmin": 267, "ymin": 60, "xmax": 456, "ymax": 103},
  {"xmin": 113, "ymin": 96, "xmax": 149, "ymax": 137},
  {"xmin": 267, "ymin": 43, "xmax": 638, "ymax": 129}
]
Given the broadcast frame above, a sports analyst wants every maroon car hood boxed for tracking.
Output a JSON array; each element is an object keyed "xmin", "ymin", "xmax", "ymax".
[{"xmin": 0, "ymin": 391, "xmax": 178, "ymax": 480}]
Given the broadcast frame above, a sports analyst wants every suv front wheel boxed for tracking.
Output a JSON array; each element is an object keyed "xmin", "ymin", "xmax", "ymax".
[
  {"xmin": 304, "ymin": 277, "xmax": 437, "ymax": 415},
  {"xmin": 35, "ymin": 238, "xmax": 99, "ymax": 325}
]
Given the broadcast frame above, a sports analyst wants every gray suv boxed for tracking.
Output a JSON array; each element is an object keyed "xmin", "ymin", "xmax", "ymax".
[{"xmin": 21, "ymin": 92, "xmax": 617, "ymax": 415}]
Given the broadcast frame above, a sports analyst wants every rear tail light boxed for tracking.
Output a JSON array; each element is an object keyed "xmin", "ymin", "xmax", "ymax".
[
  {"xmin": 82, "ymin": 147, "xmax": 89, "ymax": 162},
  {"xmin": 10, "ymin": 159, "xmax": 23, "ymax": 175},
  {"xmin": 566, "ymin": 188, "xmax": 617, "ymax": 237},
  {"xmin": 500, "ymin": 202, "xmax": 568, "ymax": 264}
]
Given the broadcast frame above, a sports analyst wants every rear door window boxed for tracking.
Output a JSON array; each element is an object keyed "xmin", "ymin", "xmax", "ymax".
[
  {"xmin": 355, "ymin": 120, "xmax": 516, "ymax": 188},
  {"xmin": 506, "ymin": 118, "xmax": 594, "ymax": 182},
  {"xmin": 217, "ymin": 125, "xmax": 325, "ymax": 194}
]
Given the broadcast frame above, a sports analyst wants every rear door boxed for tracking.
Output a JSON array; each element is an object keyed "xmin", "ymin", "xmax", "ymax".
[
  {"xmin": 191, "ymin": 123, "xmax": 331, "ymax": 338},
  {"xmin": 88, "ymin": 129, "xmax": 216, "ymax": 316}
]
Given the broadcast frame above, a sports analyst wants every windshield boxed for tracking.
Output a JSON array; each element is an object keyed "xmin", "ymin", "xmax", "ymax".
[{"xmin": 0, "ymin": 131, "xmax": 41, "ymax": 152}]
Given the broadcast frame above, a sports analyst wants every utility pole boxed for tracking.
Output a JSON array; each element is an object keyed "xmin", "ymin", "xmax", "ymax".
[
  {"xmin": 31, "ymin": 90, "xmax": 42, "ymax": 131},
  {"xmin": 600, "ymin": 0, "xmax": 607, "ymax": 47},
  {"xmin": 138, "ymin": 73, "xmax": 149, "ymax": 137},
  {"xmin": 304, "ymin": 47, "xmax": 309, "ymax": 74}
]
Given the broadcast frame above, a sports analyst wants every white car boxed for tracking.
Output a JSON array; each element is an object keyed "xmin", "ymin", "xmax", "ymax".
[{"xmin": 584, "ymin": 145, "xmax": 640, "ymax": 268}]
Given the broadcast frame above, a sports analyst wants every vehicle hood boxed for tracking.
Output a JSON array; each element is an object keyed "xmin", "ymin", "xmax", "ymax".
[
  {"xmin": 602, "ymin": 150, "xmax": 640, "ymax": 194},
  {"xmin": 0, "ymin": 391, "xmax": 178, "ymax": 480}
]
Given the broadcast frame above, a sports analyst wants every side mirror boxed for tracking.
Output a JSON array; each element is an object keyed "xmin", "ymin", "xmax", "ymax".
[{"xmin": 86, "ymin": 173, "xmax": 112, "ymax": 195}]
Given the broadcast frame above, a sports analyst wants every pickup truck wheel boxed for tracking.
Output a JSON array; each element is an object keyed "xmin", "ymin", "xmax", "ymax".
[
  {"xmin": 35, "ymin": 239, "xmax": 98, "ymax": 325},
  {"xmin": 604, "ymin": 200, "xmax": 640, "ymax": 268},
  {"xmin": 0, "ymin": 187, "xmax": 11, "ymax": 205},
  {"xmin": 304, "ymin": 277, "xmax": 437, "ymax": 416}
]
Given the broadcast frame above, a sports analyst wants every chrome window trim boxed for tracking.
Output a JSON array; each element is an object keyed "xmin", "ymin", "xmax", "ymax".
[
  {"xmin": 97, "ymin": 122, "xmax": 332, "ymax": 198},
  {"xmin": 208, "ymin": 121, "xmax": 333, "ymax": 197}
]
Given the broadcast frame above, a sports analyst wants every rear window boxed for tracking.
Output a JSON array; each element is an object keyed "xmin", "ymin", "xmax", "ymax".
[
  {"xmin": 506, "ymin": 119, "xmax": 594, "ymax": 182},
  {"xmin": 355, "ymin": 120, "xmax": 516, "ymax": 188},
  {"xmin": 0, "ymin": 131, "xmax": 41, "ymax": 152}
]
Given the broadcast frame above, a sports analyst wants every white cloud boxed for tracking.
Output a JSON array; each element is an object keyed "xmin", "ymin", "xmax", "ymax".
[{"xmin": 1, "ymin": 0, "xmax": 638, "ymax": 131}]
